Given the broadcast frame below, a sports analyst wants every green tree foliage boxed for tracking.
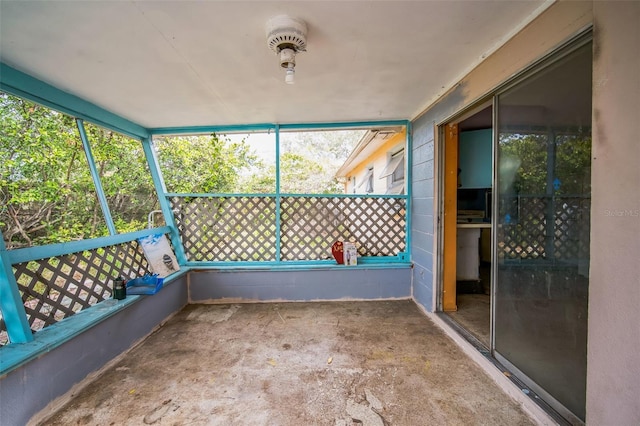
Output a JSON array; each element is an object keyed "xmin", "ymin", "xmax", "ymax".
[
  {"xmin": 2, "ymin": 91, "xmax": 364, "ymax": 249},
  {"xmin": 243, "ymin": 152, "xmax": 343, "ymax": 194},
  {"xmin": 555, "ymin": 134, "xmax": 591, "ymax": 195},
  {"xmin": 154, "ymin": 134, "xmax": 258, "ymax": 194},
  {"xmin": 1, "ymin": 93, "xmax": 103, "ymax": 248},
  {"xmin": 82, "ymin": 122, "xmax": 158, "ymax": 233},
  {"xmin": 277, "ymin": 130, "xmax": 363, "ymax": 194},
  {"xmin": 499, "ymin": 133, "xmax": 549, "ymax": 194},
  {"xmin": 1, "ymin": 93, "xmax": 160, "ymax": 248}
]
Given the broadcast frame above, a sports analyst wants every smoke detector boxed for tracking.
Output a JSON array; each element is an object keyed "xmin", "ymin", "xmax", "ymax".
[{"xmin": 266, "ymin": 15, "xmax": 308, "ymax": 84}]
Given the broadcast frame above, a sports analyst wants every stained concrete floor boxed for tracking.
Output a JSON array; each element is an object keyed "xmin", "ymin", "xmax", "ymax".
[
  {"xmin": 446, "ymin": 294, "xmax": 491, "ymax": 347},
  {"xmin": 44, "ymin": 300, "xmax": 534, "ymax": 426}
]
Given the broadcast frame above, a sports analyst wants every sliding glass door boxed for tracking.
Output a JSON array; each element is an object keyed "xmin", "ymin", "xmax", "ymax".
[{"xmin": 494, "ymin": 40, "xmax": 592, "ymax": 421}]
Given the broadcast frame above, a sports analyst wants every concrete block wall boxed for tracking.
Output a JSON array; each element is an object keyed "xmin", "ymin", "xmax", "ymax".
[
  {"xmin": 410, "ymin": 115, "xmax": 437, "ymax": 311},
  {"xmin": 189, "ymin": 267, "xmax": 412, "ymax": 303}
]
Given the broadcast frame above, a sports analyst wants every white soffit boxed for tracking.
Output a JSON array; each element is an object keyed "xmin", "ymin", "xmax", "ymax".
[{"xmin": 0, "ymin": 1, "xmax": 552, "ymax": 129}]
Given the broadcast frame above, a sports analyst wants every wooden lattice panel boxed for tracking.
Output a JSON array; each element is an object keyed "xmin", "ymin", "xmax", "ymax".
[
  {"xmin": 0, "ymin": 239, "xmax": 152, "ymax": 344},
  {"xmin": 280, "ymin": 196, "xmax": 406, "ymax": 260},
  {"xmin": 171, "ymin": 196, "xmax": 277, "ymax": 262},
  {"xmin": 170, "ymin": 195, "xmax": 406, "ymax": 262}
]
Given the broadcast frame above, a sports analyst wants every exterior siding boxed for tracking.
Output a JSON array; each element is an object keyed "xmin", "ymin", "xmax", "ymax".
[{"xmin": 343, "ymin": 131, "xmax": 406, "ymax": 194}]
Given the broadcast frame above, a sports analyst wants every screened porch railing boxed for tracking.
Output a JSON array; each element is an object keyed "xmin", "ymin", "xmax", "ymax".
[
  {"xmin": 0, "ymin": 235, "xmax": 161, "ymax": 345},
  {"xmin": 169, "ymin": 194, "xmax": 407, "ymax": 262}
]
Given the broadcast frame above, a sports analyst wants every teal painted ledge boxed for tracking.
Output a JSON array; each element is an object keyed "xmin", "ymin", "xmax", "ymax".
[
  {"xmin": 0, "ymin": 269, "xmax": 187, "ymax": 376},
  {"xmin": 188, "ymin": 262, "xmax": 412, "ymax": 271}
]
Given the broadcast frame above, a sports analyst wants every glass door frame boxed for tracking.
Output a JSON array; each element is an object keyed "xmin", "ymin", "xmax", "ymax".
[{"xmin": 490, "ymin": 32, "xmax": 592, "ymax": 425}]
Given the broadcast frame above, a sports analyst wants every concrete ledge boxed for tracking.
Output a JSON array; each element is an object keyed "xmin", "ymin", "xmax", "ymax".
[
  {"xmin": 0, "ymin": 270, "xmax": 188, "ymax": 376},
  {"xmin": 0, "ymin": 273, "xmax": 188, "ymax": 426},
  {"xmin": 189, "ymin": 266, "xmax": 412, "ymax": 303}
]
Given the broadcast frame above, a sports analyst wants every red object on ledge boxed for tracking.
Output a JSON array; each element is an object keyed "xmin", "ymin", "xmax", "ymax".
[{"xmin": 331, "ymin": 241, "xmax": 344, "ymax": 264}]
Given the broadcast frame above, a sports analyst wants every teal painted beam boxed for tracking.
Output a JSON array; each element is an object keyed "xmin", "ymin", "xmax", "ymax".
[
  {"xmin": 184, "ymin": 259, "xmax": 411, "ymax": 269},
  {"xmin": 278, "ymin": 193, "xmax": 406, "ymax": 199},
  {"xmin": 0, "ymin": 238, "xmax": 33, "ymax": 343},
  {"xmin": 165, "ymin": 193, "xmax": 277, "ymax": 198},
  {"xmin": 141, "ymin": 138, "xmax": 188, "ymax": 265},
  {"xmin": 149, "ymin": 123, "xmax": 275, "ymax": 135},
  {"xmin": 405, "ymin": 121, "xmax": 413, "ymax": 257},
  {"xmin": 165, "ymin": 192, "xmax": 406, "ymax": 199},
  {"xmin": 0, "ymin": 63, "xmax": 148, "ymax": 139},
  {"xmin": 6, "ymin": 227, "xmax": 171, "ymax": 265},
  {"xmin": 76, "ymin": 119, "xmax": 117, "ymax": 236},
  {"xmin": 148, "ymin": 120, "xmax": 409, "ymax": 136},
  {"xmin": 275, "ymin": 125, "xmax": 282, "ymax": 263},
  {"xmin": 278, "ymin": 120, "xmax": 409, "ymax": 130}
]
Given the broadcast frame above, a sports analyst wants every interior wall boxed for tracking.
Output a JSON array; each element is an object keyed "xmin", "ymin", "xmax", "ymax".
[
  {"xmin": 0, "ymin": 276, "xmax": 188, "ymax": 426},
  {"xmin": 587, "ymin": 2, "xmax": 640, "ymax": 425},
  {"xmin": 410, "ymin": 1, "xmax": 593, "ymax": 313}
]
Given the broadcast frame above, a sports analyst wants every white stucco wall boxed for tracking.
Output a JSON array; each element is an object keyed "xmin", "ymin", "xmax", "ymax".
[{"xmin": 587, "ymin": 2, "xmax": 640, "ymax": 425}]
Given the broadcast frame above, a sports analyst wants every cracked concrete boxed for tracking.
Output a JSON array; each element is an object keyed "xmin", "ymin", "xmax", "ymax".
[{"xmin": 43, "ymin": 301, "xmax": 534, "ymax": 425}]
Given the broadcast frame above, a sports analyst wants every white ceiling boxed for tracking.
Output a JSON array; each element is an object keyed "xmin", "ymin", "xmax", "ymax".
[{"xmin": 0, "ymin": 1, "xmax": 551, "ymax": 130}]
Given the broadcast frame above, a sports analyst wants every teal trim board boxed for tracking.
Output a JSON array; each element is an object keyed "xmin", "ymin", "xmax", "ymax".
[
  {"xmin": 0, "ymin": 238, "xmax": 33, "ymax": 343},
  {"xmin": 77, "ymin": 119, "xmax": 117, "ymax": 235},
  {"xmin": 278, "ymin": 120, "xmax": 409, "ymax": 130},
  {"xmin": 275, "ymin": 125, "xmax": 282, "ymax": 262},
  {"xmin": 185, "ymin": 259, "xmax": 411, "ymax": 270},
  {"xmin": 149, "ymin": 120, "xmax": 409, "ymax": 136},
  {"xmin": 0, "ymin": 63, "xmax": 148, "ymax": 139},
  {"xmin": 141, "ymin": 137, "xmax": 188, "ymax": 265},
  {"xmin": 165, "ymin": 192, "xmax": 406, "ymax": 199},
  {"xmin": 0, "ymin": 295, "xmax": 140, "ymax": 374},
  {"xmin": 7, "ymin": 226, "xmax": 171, "ymax": 265},
  {"xmin": 405, "ymin": 121, "xmax": 413, "ymax": 255},
  {"xmin": 149, "ymin": 123, "xmax": 275, "ymax": 136}
]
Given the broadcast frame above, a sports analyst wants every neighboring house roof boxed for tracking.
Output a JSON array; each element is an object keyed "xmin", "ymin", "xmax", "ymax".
[{"xmin": 335, "ymin": 127, "xmax": 404, "ymax": 178}]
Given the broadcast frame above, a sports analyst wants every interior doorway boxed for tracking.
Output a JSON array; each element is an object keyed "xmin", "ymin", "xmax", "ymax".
[{"xmin": 441, "ymin": 105, "xmax": 493, "ymax": 348}]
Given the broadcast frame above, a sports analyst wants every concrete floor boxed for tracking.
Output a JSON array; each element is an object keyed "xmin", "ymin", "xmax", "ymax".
[
  {"xmin": 44, "ymin": 300, "xmax": 534, "ymax": 425},
  {"xmin": 446, "ymin": 294, "xmax": 491, "ymax": 347}
]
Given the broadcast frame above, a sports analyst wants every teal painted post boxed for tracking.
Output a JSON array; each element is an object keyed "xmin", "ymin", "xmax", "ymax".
[
  {"xmin": 0, "ymin": 238, "xmax": 33, "ymax": 343},
  {"xmin": 141, "ymin": 137, "xmax": 188, "ymax": 265},
  {"xmin": 405, "ymin": 122, "xmax": 413, "ymax": 258},
  {"xmin": 76, "ymin": 119, "xmax": 117, "ymax": 236},
  {"xmin": 275, "ymin": 125, "xmax": 282, "ymax": 263}
]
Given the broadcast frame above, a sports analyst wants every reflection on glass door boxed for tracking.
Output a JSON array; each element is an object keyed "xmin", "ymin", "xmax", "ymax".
[{"xmin": 494, "ymin": 40, "xmax": 592, "ymax": 422}]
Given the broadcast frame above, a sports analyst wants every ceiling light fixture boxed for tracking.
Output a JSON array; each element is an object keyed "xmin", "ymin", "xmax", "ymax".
[{"xmin": 266, "ymin": 15, "xmax": 307, "ymax": 85}]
